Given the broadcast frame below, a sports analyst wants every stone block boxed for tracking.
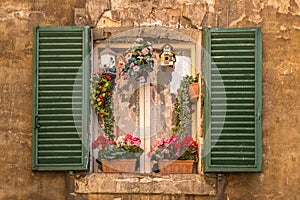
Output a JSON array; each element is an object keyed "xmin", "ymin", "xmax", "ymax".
[{"xmin": 75, "ymin": 173, "xmax": 216, "ymax": 195}]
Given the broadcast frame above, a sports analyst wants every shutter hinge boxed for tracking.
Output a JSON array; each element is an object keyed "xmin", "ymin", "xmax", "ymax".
[
  {"xmin": 85, "ymin": 155, "xmax": 89, "ymax": 169},
  {"xmin": 217, "ymin": 173, "xmax": 223, "ymax": 181},
  {"xmin": 35, "ymin": 116, "xmax": 41, "ymax": 129}
]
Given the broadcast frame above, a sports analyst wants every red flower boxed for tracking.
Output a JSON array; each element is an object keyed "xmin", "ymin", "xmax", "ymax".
[
  {"xmin": 124, "ymin": 133, "xmax": 133, "ymax": 141},
  {"xmin": 181, "ymin": 135, "xmax": 193, "ymax": 147},
  {"xmin": 95, "ymin": 135, "xmax": 113, "ymax": 148},
  {"xmin": 192, "ymin": 141, "xmax": 198, "ymax": 150},
  {"xmin": 92, "ymin": 141, "xmax": 99, "ymax": 149},
  {"xmin": 174, "ymin": 142, "xmax": 181, "ymax": 148}
]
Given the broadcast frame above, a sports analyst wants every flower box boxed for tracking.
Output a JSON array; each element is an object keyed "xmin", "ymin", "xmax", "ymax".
[
  {"xmin": 92, "ymin": 134, "xmax": 144, "ymax": 173},
  {"xmin": 101, "ymin": 159, "xmax": 137, "ymax": 173},
  {"xmin": 158, "ymin": 160, "xmax": 194, "ymax": 174}
]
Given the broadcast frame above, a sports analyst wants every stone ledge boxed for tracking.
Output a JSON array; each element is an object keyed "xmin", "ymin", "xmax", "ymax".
[{"xmin": 75, "ymin": 173, "xmax": 216, "ymax": 196}]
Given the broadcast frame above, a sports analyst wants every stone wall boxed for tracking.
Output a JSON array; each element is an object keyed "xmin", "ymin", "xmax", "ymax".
[
  {"xmin": 0, "ymin": 0, "xmax": 86, "ymax": 200},
  {"xmin": 0, "ymin": 0, "xmax": 299, "ymax": 199}
]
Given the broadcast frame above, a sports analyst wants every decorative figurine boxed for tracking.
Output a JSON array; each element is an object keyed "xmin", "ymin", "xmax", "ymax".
[{"xmin": 159, "ymin": 44, "xmax": 176, "ymax": 71}]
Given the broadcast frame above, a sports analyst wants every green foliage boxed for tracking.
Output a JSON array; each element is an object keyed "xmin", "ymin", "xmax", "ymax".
[
  {"xmin": 90, "ymin": 72, "xmax": 115, "ymax": 140},
  {"xmin": 186, "ymin": 74, "xmax": 199, "ymax": 84},
  {"xmin": 99, "ymin": 144, "xmax": 144, "ymax": 160},
  {"xmin": 173, "ymin": 75, "xmax": 192, "ymax": 137}
]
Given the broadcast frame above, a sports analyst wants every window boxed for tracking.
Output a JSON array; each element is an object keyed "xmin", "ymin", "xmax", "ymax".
[
  {"xmin": 32, "ymin": 26, "xmax": 262, "ymax": 173},
  {"xmin": 91, "ymin": 41, "xmax": 198, "ymax": 173},
  {"xmin": 203, "ymin": 28, "xmax": 262, "ymax": 172}
]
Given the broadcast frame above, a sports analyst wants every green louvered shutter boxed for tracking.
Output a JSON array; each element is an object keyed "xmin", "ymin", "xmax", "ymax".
[
  {"xmin": 204, "ymin": 28, "xmax": 262, "ymax": 172},
  {"xmin": 32, "ymin": 26, "xmax": 90, "ymax": 171}
]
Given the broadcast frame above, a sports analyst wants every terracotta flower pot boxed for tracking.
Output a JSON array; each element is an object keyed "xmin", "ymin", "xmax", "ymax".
[
  {"xmin": 101, "ymin": 159, "xmax": 137, "ymax": 173},
  {"xmin": 188, "ymin": 83, "xmax": 199, "ymax": 103},
  {"xmin": 158, "ymin": 160, "xmax": 195, "ymax": 174}
]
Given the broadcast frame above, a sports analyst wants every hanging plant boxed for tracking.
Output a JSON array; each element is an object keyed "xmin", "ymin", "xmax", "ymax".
[
  {"xmin": 90, "ymin": 71, "xmax": 115, "ymax": 141},
  {"xmin": 173, "ymin": 75, "xmax": 192, "ymax": 138},
  {"xmin": 119, "ymin": 38, "xmax": 157, "ymax": 83}
]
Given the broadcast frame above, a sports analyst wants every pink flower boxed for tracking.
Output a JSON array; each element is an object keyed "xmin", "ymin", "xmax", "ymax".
[
  {"xmin": 139, "ymin": 76, "xmax": 146, "ymax": 83},
  {"xmin": 121, "ymin": 72, "xmax": 128, "ymax": 78},
  {"xmin": 175, "ymin": 151, "xmax": 180, "ymax": 157},
  {"xmin": 168, "ymin": 135, "xmax": 178, "ymax": 144},
  {"xmin": 154, "ymin": 140, "xmax": 163, "ymax": 148},
  {"xmin": 125, "ymin": 53, "xmax": 132, "ymax": 62},
  {"xmin": 142, "ymin": 48, "xmax": 149, "ymax": 55},
  {"xmin": 118, "ymin": 61, "xmax": 125, "ymax": 69},
  {"xmin": 133, "ymin": 65, "xmax": 140, "ymax": 72},
  {"xmin": 130, "ymin": 62, "xmax": 135, "ymax": 67},
  {"xmin": 162, "ymin": 149, "xmax": 170, "ymax": 154},
  {"xmin": 149, "ymin": 46, "xmax": 153, "ymax": 53},
  {"xmin": 131, "ymin": 137, "xmax": 141, "ymax": 147},
  {"xmin": 124, "ymin": 133, "xmax": 133, "ymax": 141}
]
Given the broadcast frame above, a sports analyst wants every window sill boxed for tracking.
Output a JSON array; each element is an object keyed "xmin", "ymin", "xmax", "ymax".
[{"xmin": 74, "ymin": 173, "xmax": 216, "ymax": 196}]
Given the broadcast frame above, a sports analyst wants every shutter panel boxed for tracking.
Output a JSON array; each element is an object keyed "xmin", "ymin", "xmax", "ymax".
[
  {"xmin": 204, "ymin": 28, "xmax": 262, "ymax": 172},
  {"xmin": 32, "ymin": 26, "xmax": 90, "ymax": 171}
]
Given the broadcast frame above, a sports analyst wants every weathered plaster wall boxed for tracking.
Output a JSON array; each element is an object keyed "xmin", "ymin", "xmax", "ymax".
[
  {"xmin": 201, "ymin": 1, "xmax": 300, "ymax": 200},
  {"xmin": 1, "ymin": 0, "xmax": 300, "ymax": 199},
  {"xmin": 0, "ymin": 0, "xmax": 86, "ymax": 200}
]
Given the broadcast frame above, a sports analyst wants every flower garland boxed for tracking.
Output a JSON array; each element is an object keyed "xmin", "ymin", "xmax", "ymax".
[
  {"xmin": 90, "ymin": 72, "xmax": 115, "ymax": 140},
  {"xmin": 119, "ymin": 38, "xmax": 157, "ymax": 83}
]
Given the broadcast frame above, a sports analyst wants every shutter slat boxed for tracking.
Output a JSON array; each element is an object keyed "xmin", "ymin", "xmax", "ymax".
[
  {"xmin": 212, "ymin": 49, "xmax": 255, "ymax": 55},
  {"xmin": 39, "ymin": 60, "xmax": 83, "ymax": 64},
  {"xmin": 39, "ymin": 102, "xmax": 82, "ymax": 108},
  {"xmin": 39, "ymin": 67, "xmax": 81, "ymax": 73},
  {"xmin": 204, "ymin": 28, "xmax": 262, "ymax": 172},
  {"xmin": 32, "ymin": 26, "xmax": 90, "ymax": 171},
  {"xmin": 38, "ymin": 132, "xmax": 82, "ymax": 138}
]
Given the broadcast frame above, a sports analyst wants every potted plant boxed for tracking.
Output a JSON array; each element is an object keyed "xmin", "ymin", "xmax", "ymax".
[
  {"xmin": 120, "ymin": 38, "xmax": 157, "ymax": 83},
  {"xmin": 187, "ymin": 74, "xmax": 199, "ymax": 103},
  {"xmin": 150, "ymin": 134, "xmax": 199, "ymax": 174},
  {"xmin": 92, "ymin": 133, "xmax": 144, "ymax": 172},
  {"xmin": 90, "ymin": 71, "xmax": 115, "ymax": 141}
]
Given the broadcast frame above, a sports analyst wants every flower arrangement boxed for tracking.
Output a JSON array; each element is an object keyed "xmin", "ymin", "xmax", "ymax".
[
  {"xmin": 92, "ymin": 133, "xmax": 144, "ymax": 160},
  {"xmin": 150, "ymin": 134, "xmax": 199, "ymax": 162},
  {"xmin": 119, "ymin": 38, "xmax": 157, "ymax": 83},
  {"xmin": 90, "ymin": 71, "xmax": 115, "ymax": 140}
]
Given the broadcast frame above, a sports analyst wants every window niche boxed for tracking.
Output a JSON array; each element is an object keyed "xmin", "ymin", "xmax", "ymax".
[{"xmin": 90, "ymin": 28, "xmax": 202, "ymax": 174}]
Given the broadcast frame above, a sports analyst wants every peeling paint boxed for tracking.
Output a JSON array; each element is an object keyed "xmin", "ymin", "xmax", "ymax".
[
  {"xmin": 267, "ymin": 0, "xmax": 300, "ymax": 15},
  {"xmin": 229, "ymin": 12, "xmax": 246, "ymax": 26}
]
